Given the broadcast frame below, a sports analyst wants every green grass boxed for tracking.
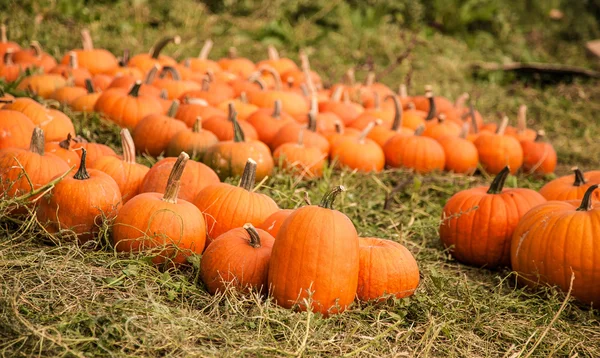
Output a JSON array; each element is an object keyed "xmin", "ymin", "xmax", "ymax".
[{"xmin": 1, "ymin": 0, "xmax": 600, "ymax": 357}]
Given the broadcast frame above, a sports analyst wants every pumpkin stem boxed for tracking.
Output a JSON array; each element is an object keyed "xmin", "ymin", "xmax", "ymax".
[
  {"xmin": 300, "ymin": 50, "xmax": 316, "ymax": 94},
  {"xmin": 228, "ymin": 47, "xmax": 238, "ymax": 59},
  {"xmin": 81, "ymin": 29, "xmax": 94, "ymax": 50},
  {"xmin": 267, "ymin": 45, "xmax": 279, "ymax": 60},
  {"xmin": 365, "ymin": 72, "xmax": 375, "ymax": 87},
  {"xmin": 3, "ymin": 49, "xmax": 14, "ymax": 65},
  {"xmin": 240, "ymin": 92, "xmax": 248, "ymax": 103},
  {"xmin": 257, "ymin": 65, "xmax": 282, "ymax": 91},
  {"xmin": 198, "ymin": 39, "xmax": 213, "ymax": 60},
  {"xmin": 414, "ymin": 124, "xmax": 425, "ymax": 136},
  {"xmin": 272, "ymin": 99, "xmax": 282, "ymax": 119},
  {"xmin": 74, "ymin": 148, "xmax": 90, "ymax": 180},
  {"xmin": 571, "ymin": 167, "xmax": 587, "ymax": 187},
  {"xmin": 299, "ymin": 83, "xmax": 309, "ymax": 97},
  {"xmin": 84, "ymin": 78, "xmax": 95, "ymax": 94},
  {"xmin": 121, "ymin": 128, "xmax": 136, "ymax": 164},
  {"xmin": 286, "ymin": 77, "xmax": 294, "ymax": 88},
  {"xmin": 459, "ymin": 123, "xmax": 469, "ymax": 139},
  {"xmin": 372, "ymin": 91, "xmax": 380, "ymax": 110},
  {"xmin": 307, "ymin": 112, "xmax": 317, "ymax": 132},
  {"xmin": 577, "ymin": 184, "xmax": 599, "ymax": 211},
  {"xmin": 334, "ymin": 120, "xmax": 344, "ymax": 134},
  {"xmin": 331, "ymin": 86, "xmax": 343, "ymax": 102},
  {"xmin": 250, "ymin": 76, "xmax": 266, "ymax": 90},
  {"xmin": 437, "ymin": 113, "xmax": 446, "ymax": 123},
  {"xmin": 358, "ymin": 120, "xmax": 378, "ymax": 143},
  {"xmin": 496, "ymin": 116, "xmax": 509, "ymax": 135},
  {"xmin": 149, "ymin": 35, "xmax": 181, "ymax": 59},
  {"xmin": 398, "ymin": 84, "xmax": 408, "ymax": 98},
  {"xmin": 192, "ymin": 117, "xmax": 202, "ymax": 132},
  {"xmin": 517, "ymin": 104, "xmax": 527, "ymax": 134},
  {"xmin": 29, "ymin": 41, "xmax": 43, "ymax": 58},
  {"xmin": 232, "ymin": 109, "xmax": 245, "ymax": 143},
  {"xmin": 487, "ymin": 166, "xmax": 511, "ymax": 194},
  {"xmin": 469, "ymin": 104, "xmax": 479, "ymax": 133},
  {"xmin": 58, "ymin": 133, "xmax": 72, "ymax": 150},
  {"xmin": 119, "ymin": 49, "xmax": 130, "ymax": 67},
  {"xmin": 425, "ymin": 86, "xmax": 436, "ymax": 120},
  {"xmin": 201, "ymin": 76, "xmax": 211, "ymax": 91},
  {"xmin": 243, "ymin": 223, "xmax": 262, "ymax": 248},
  {"xmin": 386, "ymin": 95, "xmax": 403, "ymax": 130},
  {"xmin": 159, "ymin": 89, "xmax": 168, "ymax": 100},
  {"xmin": 454, "ymin": 92, "xmax": 469, "ymax": 110},
  {"xmin": 240, "ymin": 158, "xmax": 257, "ymax": 191},
  {"xmin": 128, "ymin": 80, "xmax": 142, "ymax": 97},
  {"xmin": 145, "ymin": 64, "xmax": 160, "ymax": 84},
  {"xmin": 296, "ymin": 129, "xmax": 305, "ymax": 146},
  {"xmin": 167, "ymin": 100, "xmax": 180, "ymax": 117},
  {"xmin": 67, "ymin": 51, "xmax": 79, "ymax": 69},
  {"xmin": 29, "ymin": 127, "xmax": 45, "ymax": 155},
  {"xmin": 159, "ymin": 66, "xmax": 181, "ymax": 81},
  {"xmin": 162, "ymin": 152, "xmax": 189, "ymax": 204},
  {"xmin": 1, "ymin": 24, "xmax": 7, "ymax": 43},
  {"xmin": 344, "ymin": 68, "xmax": 356, "ymax": 86},
  {"xmin": 535, "ymin": 130, "xmax": 545, "ymax": 142},
  {"xmin": 309, "ymin": 94, "xmax": 319, "ymax": 116},
  {"xmin": 319, "ymin": 185, "xmax": 346, "ymax": 210}
]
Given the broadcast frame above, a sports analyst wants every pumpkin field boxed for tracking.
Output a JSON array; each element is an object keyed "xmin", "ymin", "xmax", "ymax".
[{"xmin": 1, "ymin": 0, "xmax": 600, "ymax": 356}]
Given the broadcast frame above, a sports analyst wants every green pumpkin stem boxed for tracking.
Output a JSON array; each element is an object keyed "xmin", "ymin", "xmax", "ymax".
[
  {"xmin": 240, "ymin": 159, "xmax": 257, "ymax": 191},
  {"xmin": 387, "ymin": 95, "xmax": 403, "ymax": 131},
  {"xmin": 571, "ymin": 167, "xmax": 587, "ymax": 187},
  {"xmin": 577, "ymin": 184, "xmax": 599, "ymax": 211},
  {"xmin": 198, "ymin": 39, "xmax": 213, "ymax": 60},
  {"xmin": 74, "ymin": 148, "xmax": 90, "ymax": 180},
  {"xmin": 29, "ymin": 127, "xmax": 45, "ymax": 155},
  {"xmin": 128, "ymin": 80, "xmax": 142, "ymax": 97},
  {"xmin": 167, "ymin": 100, "xmax": 180, "ymax": 117},
  {"xmin": 231, "ymin": 107, "xmax": 245, "ymax": 143},
  {"xmin": 59, "ymin": 133, "xmax": 72, "ymax": 150},
  {"xmin": 487, "ymin": 166, "xmax": 511, "ymax": 194},
  {"xmin": 272, "ymin": 99, "xmax": 282, "ymax": 119},
  {"xmin": 307, "ymin": 112, "xmax": 317, "ymax": 132},
  {"xmin": 319, "ymin": 185, "xmax": 346, "ymax": 210},
  {"xmin": 162, "ymin": 152, "xmax": 189, "ymax": 203},
  {"xmin": 84, "ymin": 78, "xmax": 95, "ymax": 94},
  {"xmin": 243, "ymin": 223, "xmax": 261, "ymax": 248},
  {"xmin": 192, "ymin": 117, "xmax": 202, "ymax": 133},
  {"xmin": 121, "ymin": 129, "xmax": 136, "ymax": 164},
  {"xmin": 425, "ymin": 86, "xmax": 436, "ymax": 121},
  {"xmin": 149, "ymin": 35, "xmax": 181, "ymax": 59}
]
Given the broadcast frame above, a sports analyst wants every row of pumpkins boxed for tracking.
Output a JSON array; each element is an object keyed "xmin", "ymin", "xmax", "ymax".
[{"xmin": 1, "ymin": 28, "xmax": 556, "ymax": 178}]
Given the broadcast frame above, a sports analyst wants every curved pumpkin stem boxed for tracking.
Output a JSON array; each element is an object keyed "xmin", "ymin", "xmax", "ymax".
[
  {"xmin": 517, "ymin": 104, "xmax": 527, "ymax": 134},
  {"xmin": 496, "ymin": 116, "xmax": 509, "ymax": 135},
  {"xmin": 159, "ymin": 66, "xmax": 181, "ymax": 81},
  {"xmin": 145, "ymin": 64, "xmax": 160, "ymax": 85},
  {"xmin": 244, "ymin": 223, "xmax": 262, "ymax": 248},
  {"xmin": 232, "ymin": 108, "xmax": 245, "ymax": 143},
  {"xmin": 167, "ymin": 100, "xmax": 180, "ymax": 117},
  {"xmin": 84, "ymin": 78, "xmax": 95, "ymax": 94},
  {"xmin": 469, "ymin": 104, "xmax": 478, "ymax": 133},
  {"xmin": 128, "ymin": 80, "xmax": 142, "ymax": 97},
  {"xmin": 29, "ymin": 41, "xmax": 43, "ymax": 58},
  {"xmin": 59, "ymin": 133, "xmax": 72, "ymax": 150},
  {"xmin": 358, "ymin": 120, "xmax": 379, "ymax": 144},
  {"xmin": 398, "ymin": 84, "xmax": 408, "ymax": 99},
  {"xmin": 272, "ymin": 99, "xmax": 282, "ymax": 119},
  {"xmin": 331, "ymin": 86, "xmax": 343, "ymax": 102},
  {"xmin": 121, "ymin": 129, "xmax": 136, "ymax": 164},
  {"xmin": 296, "ymin": 129, "xmax": 305, "ymax": 146},
  {"xmin": 192, "ymin": 117, "xmax": 202, "ymax": 133},
  {"xmin": 577, "ymin": 184, "xmax": 599, "ymax": 211},
  {"xmin": 3, "ymin": 49, "xmax": 14, "ymax": 66},
  {"xmin": 119, "ymin": 49, "xmax": 130, "ymax": 67},
  {"xmin": 257, "ymin": 65, "xmax": 282, "ymax": 91},
  {"xmin": 74, "ymin": 148, "xmax": 90, "ymax": 180},
  {"xmin": 535, "ymin": 130, "xmax": 545, "ymax": 142},
  {"xmin": 386, "ymin": 95, "xmax": 403, "ymax": 131},
  {"xmin": 81, "ymin": 29, "xmax": 94, "ymax": 50},
  {"xmin": 240, "ymin": 159, "xmax": 257, "ymax": 191},
  {"xmin": 454, "ymin": 92, "xmax": 469, "ymax": 110},
  {"xmin": 459, "ymin": 123, "xmax": 469, "ymax": 139},
  {"xmin": 250, "ymin": 76, "xmax": 266, "ymax": 90},
  {"xmin": 1, "ymin": 24, "xmax": 7, "ymax": 43},
  {"xmin": 424, "ymin": 86, "xmax": 436, "ymax": 121},
  {"xmin": 198, "ymin": 39, "xmax": 213, "ymax": 60},
  {"xmin": 68, "ymin": 52, "xmax": 79, "ymax": 69},
  {"xmin": 307, "ymin": 112, "xmax": 318, "ymax": 132},
  {"xmin": 487, "ymin": 166, "xmax": 510, "ymax": 194},
  {"xmin": 29, "ymin": 127, "xmax": 45, "ymax": 155},
  {"xmin": 149, "ymin": 35, "xmax": 181, "ymax": 59},
  {"xmin": 571, "ymin": 167, "xmax": 587, "ymax": 187},
  {"xmin": 319, "ymin": 185, "xmax": 346, "ymax": 210},
  {"xmin": 162, "ymin": 152, "xmax": 189, "ymax": 204},
  {"xmin": 267, "ymin": 45, "xmax": 279, "ymax": 61}
]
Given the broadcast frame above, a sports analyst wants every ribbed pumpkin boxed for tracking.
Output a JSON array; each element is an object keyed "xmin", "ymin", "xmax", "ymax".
[
  {"xmin": 203, "ymin": 116, "xmax": 274, "ymax": 181},
  {"xmin": 257, "ymin": 45, "xmax": 299, "ymax": 76},
  {"xmin": 42, "ymin": 109, "xmax": 76, "ymax": 142},
  {"xmin": 174, "ymin": 98, "xmax": 226, "ymax": 128},
  {"xmin": 437, "ymin": 124, "xmax": 479, "ymax": 174},
  {"xmin": 61, "ymin": 29, "xmax": 118, "ymax": 75},
  {"xmin": 0, "ymin": 49, "xmax": 30, "ymax": 82},
  {"xmin": 520, "ymin": 130, "xmax": 557, "ymax": 175},
  {"xmin": 422, "ymin": 114, "xmax": 462, "ymax": 140},
  {"xmin": 539, "ymin": 167, "xmax": 600, "ymax": 201},
  {"xmin": 318, "ymin": 86, "xmax": 364, "ymax": 126},
  {"xmin": 70, "ymin": 79, "xmax": 101, "ymax": 112},
  {"xmin": 0, "ymin": 110, "xmax": 35, "ymax": 150},
  {"xmin": 440, "ymin": 166, "xmax": 546, "ymax": 268},
  {"xmin": 17, "ymin": 74, "xmax": 67, "ymax": 98},
  {"xmin": 44, "ymin": 134, "xmax": 79, "ymax": 167},
  {"xmin": 474, "ymin": 117, "xmax": 523, "ymax": 175},
  {"xmin": 217, "ymin": 47, "xmax": 256, "ymax": 78},
  {"xmin": 247, "ymin": 66, "xmax": 309, "ymax": 118},
  {"xmin": 323, "ymin": 122, "xmax": 361, "ymax": 148},
  {"xmin": 193, "ymin": 159, "xmax": 279, "ymax": 245},
  {"xmin": 128, "ymin": 35, "xmax": 181, "ymax": 74},
  {"xmin": 357, "ymin": 237, "xmax": 420, "ymax": 302},
  {"xmin": 0, "ymin": 25, "xmax": 20, "ymax": 56},
  {"xmin": 511, "ymin": 185, "xmax": 600, "ymax": 305},
  {"xmin": 13, "ymin": 42, "xmax": 57, "ymax": 73},
  {"xmin": 140, "ymin": 155, "xmax": 219, "ymax": 202},
  {"xmin": 132, "ymin": 100, "xmax": 187, "ymax": 157},
  {"xmin": 217, "ymin": 97, "xmax": 259, "ymax": 121},
  {"xmin": 269, "ymin": 113, "xmax": 330, "ymax": 154},
  {"xmin": 165, "ymin": 117, "xmax": 219, "ymax": 160},
  {"xmin": 273, "ymin": 130, "xmax": 327, "ymax": 178},
  {"xmin": 94, "ymin": 81, "xmax": 164, "ymax": 129},
  {"xmin": 179, "ymin": 75, "xmax": 235, "ymax": 106},
  {"xmin": 49, "ymin": 84, "xmax": 88, "ymax": 105},
  {"xmin": 181, "ymin": 39, "xmax": 221, "ymax": 74},
  {"xmin": 505, "ymin": 105, "xmax": 536, "ymax": 142},
  {"xmin": 113, "ymin": 152, "xmax": 207, "ymax": 265},
  {"xmin": 258, "ymin": 209, "xmax": 294, "ymax": 238},
  {"xmin": 367, "ymin": 96, "xmax": 414, "ymax": 147},
  {"xmin": 268, "ymin": 186, "xmax": 359, "ymax": 316},
  {"xmin": 0, "ymin": 128, "xmax": 70, "ymax": 206},
  {"xmin": 3, "ymin": 98, "xmax": 49, "ymax": 126},
  {"xmin": 246, "ymin": 99, "xmax": 295, "ymax": 145},
  {"xmin": 151, "ymin": 66, "xmax": 201, "ymax": 100},
  {"xmin": 37, "ymin": 148, "xmax": 122, "ymax": 243},
  {"xmin": 71, "ymin": 137, "xmax": 118, "ymax": 168},
  {"xmin": 107, "ymin": 65, "xmax": 161, "ymax": 98},
  {"xmin": 50, "ymin": 52, "xmax": 92, "ymax": 87},
  {"xmin": 202, "ymin": 103, "xmax": 258, "ymax": 141},
  {"xmin": 200, "ymin": 223, "xmax": 275, "ymax": 295},
  {"xmin": 331, "ymin": 121, "xmax": 385, "ymax": 173},
  {"xmin": 383, "ymin": 125, "xmax": 445, "ymax": 173},
  {"xmin": 94, "ymin": 129, "xmax": 150, "ymax": 202}
]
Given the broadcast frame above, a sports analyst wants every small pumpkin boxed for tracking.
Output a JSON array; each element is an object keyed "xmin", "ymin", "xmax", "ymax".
[
  {"xmin": 44, "ymin": 134, "xmax": 79, "ymax": 167},
  {"xmin": 539, "ymin": 167, "xmax": 600, "ymax": 201},
  {"xmin": 129, "ymin": 35, "xmax": 181, "ymax": 74},
  {"xmin": 61, "ymin": 29, "xmax": 118, "ymax": 75},
  {"xmin": 474, "ymin": 116, "xmax": 523, "ymax": 175},
  {"xmin": 182, "ymin": 39, "xmax": 222, "ymax": 74},
  {"xmin": 179, "ymin": 74, "xmax": 235, "ymax": 106},
  {"xmin": 217, "ymin": 47, "xmax": 256, "ymax": 78},
  {"xmin": 505, "ymin": 105, "xmax": 536, "ymax": 142},
  {"xmin": 71, "ymin": 137, "xmax": 118, "ymax": 168},
  {"xmin": 200, "ymin": 223, "xmax": 275, "ymax": 295},
  {"xmin": 132, "ymin": 100, "xmax": 188, "ymax": 157},
  {"xmin": 37, "ymin": 148, "xmax": 122, "ymax": 243},
  {"xmin": 202, "ymin": 102, "xmax": 259, "ymax": 141},
  {"xmin": 246, "ymin": 99, "xmax": 295, "ymax": 145},
  {"xmin": 174, "ymin": 97, "xmax": 226, "ymax": 128},
  {"xmin": 165, "ymin": 117, "xmax": 219, "ymax": 160},
  {"xmin": 113, "ymin": 152, "xmax": 207, "ymax": 265},
  {"xmin": 151, "ymin": 66, "xmax": 201, "ymax": 100},
  {"xmin": 0, "ymin": 25, "xmax": 20, "ymax": 56},
  {"xmin": 49, "ymin": 83, "xmax": 88, "ymax": 105},
  {"xmin": 330, "ymin": 121, "xmax": 385, "ymax": 173},
  {"xmin": 383, "ymin": 125, "xmax": 445, "ymax": 174},
  {"xmin": 273, "ymin": 130, "xmax": 327, "ymax": 178},
  {"xmin": 49, "ymin": 51, "xmax": 92, "ymax": 87},
  {"xmin": 258, "ymin": 209, "xmax": 294, "ymax": 238},
  {"xmin": 70, "ymin": 79, "xmax": 101, "ymax": 112},
  {"xmin": 247, "ymin": 66, "xmax": 309, "ymax": 118},
  {"xmin": 0, "ymin": 49, "xmax": 30, "ymax": 82},
  {"xmin": 0, "ymin": 109, "xmax": 35, "ymax": 150},
  {"xmin": 440, "ymin": 166, "xmax": 546, "ymax": 268},
  {"xmin": 13, "ymin": 41, "xmax": 57, "ymax": 73},
  {"xmin": 42, "ymin": 109, "xmax": 76, "ymax": 142},
  {"xmin": 436, "ymin": 124, "xmax": 479, "ymax": 174},
  {"xmin": 269, "ymin": 112, "xmax": 330, "ymax": 155},
  {"xmin": 422, "ymin": 113, "xmax": 462, "ymax": 140},
  {"xmin": 520, "ymin": 130, "xmax": 557, "ymax": 175},
  {"xmin": 367, "ymin": 95, "xmax": 414, "ymax": 147},
  {"xmin": 318, "ymin": 86, "xmax": 364, "ymax": 126},
  {"xmin": 17, "ymin": 73, "xmax": 67, "ymax": 98}
]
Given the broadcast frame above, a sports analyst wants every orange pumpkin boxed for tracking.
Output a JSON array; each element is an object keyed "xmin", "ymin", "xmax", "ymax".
[
  {"xmin": 384, "ymin": 125, "xmax": 445, "ymax": 173},
  {"xmin": 61, "ymin": 29, "xmax": 118, "ymax": 75},
  {"xmin": 151, "ymin": 66, "xmax": 201, "ymax": 100},
  {"xmin": 132, "ymin": 100, "xmax": 188, "ymax": 157},
  {"xmin": 201, "ymin": 103, "xmax": 259, "ymax": 141},
  {"xmin": 0, "ymin": 110, "xmax": 35, "ymax": 150},
  {"xmin": 520, "ymin": 130, "xmax": 557, "ymax": 175},
  {"xmin": 17, "ymin": 74, "xmax": 67, "ymax": 98},
  {"xmin": 70, "ymin": 79, "xmax": 101, "ymax": 112},
  {"xmin": 44, "ymin": 134, "xmax": 79, "ymax": 167},
  {"xmin": 217, "ymin": 47, "xmax": 256, "ymax": 78},
  {"xmin": 318, "ymin": 86, "xmax": 364, "ymax": 126},
  {"xmin": 270, "ymin": 113, "xmax": 330, "ymax": 154},
  {"xmin": 174, "ymin": 98, "xmax": 226, "ymax": 128},
  {"xmin": 247, "ymin": 66, "xmax": 309, "ymax": 118},
  {"xmin": 246, "ymin": 99, "xmax": 295, "ymax": 145},
  {"xmin": 13, "ymin": 41, "xmax": 57, "ymax": 73},
  {"xmin": 538, "ymin": 167, "xmax": 600, "ymax": 201},
  {"xmin": 165, "ymin": 117, "xmax": 219, "ymax": 160},
  {"xmin": 49, "ymin": 51, "xmax": 92, "ymax": 87},
  {"xmin": 436, "ymin": 124, "xmax": 479, "ymax": 174},
  {"xmin": 113, "ymin": 152, "xmax": 207, "ymax": 265},
  {"xmin": 0, "ymin": 25, "xmax": 20, "ymax": 56},
  {"xmin": 422, "ymin": 114, "xmax": 462, "ymax": 140},
  {"xmin": 273, "ymin": 130, "xmax": 327, "ymax": 178},
  {"xmin": 182, "ymin": 39, "xmax": 222, "ymax": 74},
  {"xmin": 330, "ymin": 121, "xmax": 385, "ymax": 173},
  {"xmin": 0, "ymin": 49, "xmax": 30, "ymax": 82},
  {"xmin": 367, "ymin": 95, "xmax": 414, "ymax": 147},
  {"xmin": 49, "ymin": 84, "xmax": 88, "ymax": 105},
  {"xmin": 129, "ymin": 35, "xmax": 181, "ymax": 74},
  {"xmin": 71, "ymin": 137, "xmax": 118, "ymax": 168},
  {"xmin": 505, "ymin": 105, "xmax": 536, "ymax": 142},
  {"xmin": 474, "ymin": 116, "xmax": 523, "ymax": 175},
  {"xmin": 258, "ymin": 209, "xmax": 293, "ymax": 238}
]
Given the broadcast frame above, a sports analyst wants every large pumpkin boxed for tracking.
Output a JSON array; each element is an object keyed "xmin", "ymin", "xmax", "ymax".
[
  {"xmin": 511, "ymin": 185, "xmax": 600, "ymax": 305},
  {"xmin": 268, "ymin": 186, "xmax": 359, "ymax": 315},
  {"xmin": 439, "ymin": 166, "xmax": 546, "ymax": 268}
]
